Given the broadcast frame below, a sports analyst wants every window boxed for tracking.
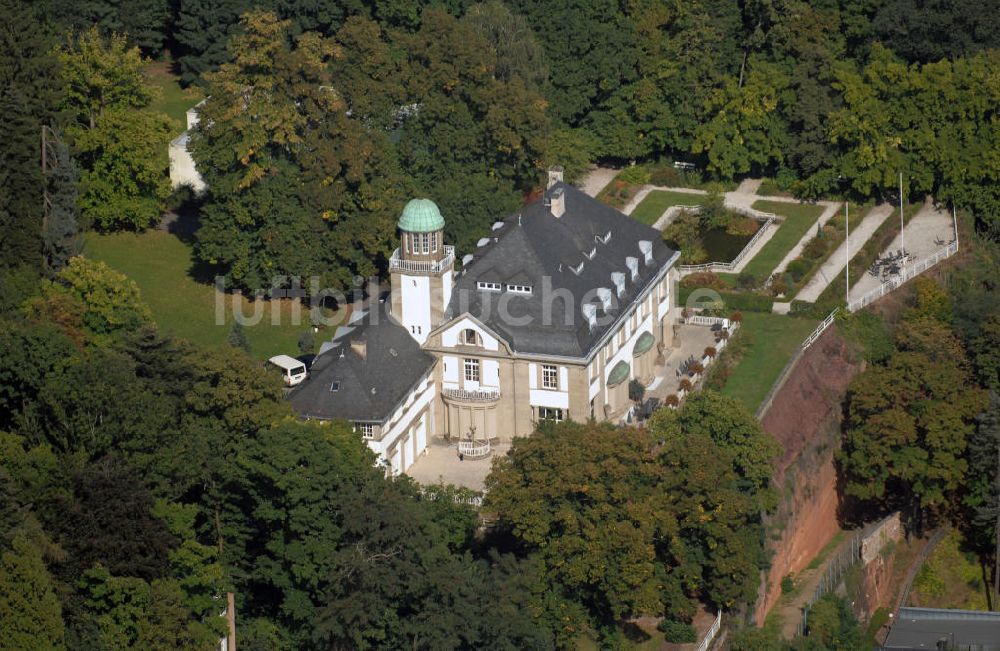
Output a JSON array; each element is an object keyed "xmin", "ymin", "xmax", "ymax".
[
  {"xmin": 506, "ymin": 284, "xmax": 532, "ymax": 294},
  {"xmin": 538, "ymin": 407, "xmax": 563, "ymax": 422},
  {"xmin": 430, "ymin": 231, "xmax": 438, "ymax": 253},
  {"xmin": 330, "ymin": 381, "xmax": 340, "ymax": 392},
  {"xmin": 542, "ymin": 364, "xmax": 558, "ymax": 389},
  {"xmin": 477, "ymin": 281, "xmax": 501, "ymax": 292},
  {"xmin": 355, "ymin": 422, "xmax": 376, "ymax": 439},
  {"xmin": 464, "ymin": 358, "xmax": 480, "ymax": 382},
  {"xmin": 420, "ymin": 233, "xmax": 430, "ymax": 254},
  {"xmin": 463, "ymin": 329, "xmax": 480, "ymax": 346},
  {"xmin": 411, "ymin": 325, "xmax": 422, "ymax": 335}
]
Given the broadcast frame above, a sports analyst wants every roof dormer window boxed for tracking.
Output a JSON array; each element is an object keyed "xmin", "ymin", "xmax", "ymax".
[
  {"xmin": 597, "ymin": 287, "xmax": 612, "ymax": 312},
  {"xmin": 583, "ymin": 304, "xmax": 597, "ymax": 330},
  {"xmin": 611, "ymin": 272, "xmax": 626, "ymax": 297},
  {"xmin": 626, "ymin": 256, "xmax": 639, "ymax": 281},
  {"xmin": 639, "ymin": 240, "xmax": 653, "ymax": 265},
  {"xmin": 506, "ymin": 284, "xmax": 532, "ymax": 294},
  {"xmin": 477, "ymin": 281, "xmax": 501, "ymax": 292},
  {"xmin": 570, "ymin": 261, "xmax": 584, "ymax": 275},
  {"xmin": 584, "ymin": 247, "xmax": 596, "ymax": 260}
]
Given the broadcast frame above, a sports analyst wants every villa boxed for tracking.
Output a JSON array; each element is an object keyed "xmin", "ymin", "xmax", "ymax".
[{"xmin": 288, "ymin": 168, "xmax": 681, "ymax": 475}]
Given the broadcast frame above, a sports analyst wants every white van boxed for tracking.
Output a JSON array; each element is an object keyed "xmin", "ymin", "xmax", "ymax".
[{"xmin": 268, "ymin": 354, "xmax": 308, "ymax": 386}]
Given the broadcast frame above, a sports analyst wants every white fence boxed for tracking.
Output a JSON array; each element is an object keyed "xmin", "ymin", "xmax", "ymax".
[
  {"xmin": 686, "ymin": 315, "xmax": 730, "ymax": 328},
  {"xmin": 846, "ymin": 241, "xmax": 958, "ymax": 312},
  {"xmin": 801, "ymin": 309, "xmax": 839, "ymax": 350},
  {"xmin": 695, "ymin": 611, "xmax": 722, "ymax": 651}
]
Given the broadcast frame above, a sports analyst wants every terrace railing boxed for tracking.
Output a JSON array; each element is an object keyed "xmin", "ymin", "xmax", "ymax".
[{"xmin": 846, "ymin": 241, "xmax": 958, "ymax": 313}]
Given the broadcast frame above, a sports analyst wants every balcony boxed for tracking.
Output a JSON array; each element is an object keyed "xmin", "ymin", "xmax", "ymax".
[
  {"xmin": 442, "ymin": 387, "xmax": 501, "ymax": 403},
  {"xmin": 389, "ymin": 245, "xmax": 455, "ymax": 274}
]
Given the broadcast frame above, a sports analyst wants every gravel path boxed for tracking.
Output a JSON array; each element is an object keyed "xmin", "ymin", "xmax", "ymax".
[
  {"xmin": 576, "ymin": 166, "xmax": 619, "ymax": 197},
  {"xmin": 847, "ymin": 201, "xmax": 955, "ymax": 303},
  {"xmin": 795, "ymin": 204, "xmax": 893, "ymax": 303}
]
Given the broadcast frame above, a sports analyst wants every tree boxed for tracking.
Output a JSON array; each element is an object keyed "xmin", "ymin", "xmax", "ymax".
[
  {"xmin": 692, "ymin": 60, "xmax": 789, "ymax": 179},
  {"xmin": 227, "ymin": 321, "xmax": 250, "ymax": 352},
  {"xmin": 839, "ymin": 319, "xmax": 987, "ymax": 528},
  {"xmin": 967, "ymin": 394, "xmax": 1000, "ymax": 612},
  {"xmin": 193, "ymin": 10, "xmax": 402, "ymax": 291},
  {"xmin": 0, "ymin": 532, "xmax": 65, "ymax": 651},
  {"xmin": 873, "ymin": 0, "xmax": 1000, "ymax": 64},
  {"xmin": 38, "ymin": 0, "xmax": 172, "ymax": 55},
  {"xmin": 57, "ymin": 28, "xmax": 172, "ymax": 230},
  {"xmin": 462, "ymin": 1, "xmax": 548, "ymax": 91},
  {"xmin": 42, "ymin": 130, "xmax": 82, "ymax": 274},
  {"xmin": 649, "ymin": 390, "xmax": 781, "ymax": 502},
  {"xmin": 39, "ymin": 256, "xmax": 152, "ymax": 345},
  {"xmin": 0, "ymin": 0, "xmax": 63, "ymax": 271}
]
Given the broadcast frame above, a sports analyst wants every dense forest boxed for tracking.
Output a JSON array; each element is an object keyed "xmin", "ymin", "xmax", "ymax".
[
  {"xmin": 3, "ymin": 0, "xmax": 1000, "ymax": 648},
  {"xmin": 5, "ymin": 0, "xmax": 1000, "ymax": 290}
]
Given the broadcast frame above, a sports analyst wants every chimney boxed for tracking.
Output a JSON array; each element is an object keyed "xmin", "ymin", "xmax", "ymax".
[
  {"xmin": 549, "ymin": 187, "xmax": 565, "ymax": 218},
  {"xmin": 547, "ymin": 165, "xmax": 564, "ymax": 189},
  {"xmin": 350, "ymin": 337, "xmax": 367, "ymax": 360}
]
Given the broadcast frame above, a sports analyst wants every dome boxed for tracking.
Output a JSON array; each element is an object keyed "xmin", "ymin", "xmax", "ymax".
[{"xmin": 398, "ymin": 198, "xmax": 444, "ymax": 233}]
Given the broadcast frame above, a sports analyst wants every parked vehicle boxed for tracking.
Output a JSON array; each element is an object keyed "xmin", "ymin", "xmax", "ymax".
[{"xmin": 268, "ymin": 354, "xmax": 308, "ymax": 386}]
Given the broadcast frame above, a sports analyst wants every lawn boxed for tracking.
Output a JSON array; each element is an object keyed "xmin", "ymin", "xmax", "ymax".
[
  {"xmin": 740, "ymin": 201, "xmax": 825, "ymax": 279},
  {"xmin": 629, "ymin": 190, "xmax": 708, "ymax": 226},
  {"xmin": 85, "ymin": 230, "xmax": 318, "ymax": 359},
  {"xmin": 720, "ymin": 312, "xmax": 819, "ymax": 412},
  {"xmin": 145, "ymin": 61, "xmax": 203, "ymax": 127}
]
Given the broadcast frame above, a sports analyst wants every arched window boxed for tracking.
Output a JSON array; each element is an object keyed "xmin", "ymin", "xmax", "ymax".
[{"xmin": 462, "ymin": 329, "xmax": 481, "ymax": 346}]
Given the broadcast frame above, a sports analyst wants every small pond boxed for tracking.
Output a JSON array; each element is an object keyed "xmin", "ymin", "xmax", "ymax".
[{"xmin": 664, "ymin": 222, "xmax": 761, "ymax": 263}]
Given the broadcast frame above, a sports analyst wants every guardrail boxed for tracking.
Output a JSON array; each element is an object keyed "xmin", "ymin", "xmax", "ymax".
[
  {"xmin": 686, "ymin": 315, "xmax": 730, "ymax": 327},
  {"xmin": 696, "ymin": 612, "xmax": 722, "ymax": 651},
  {"xmin": 389, "ymin": 245, "xmax": 455, "ymax": 274},
  {"xmin": 801, "ymin": 309, "xmax": 839, "ymax": 350},
  {"xmin": 847, "ymin": 241, "xmax": 957, "ymax": 312}
]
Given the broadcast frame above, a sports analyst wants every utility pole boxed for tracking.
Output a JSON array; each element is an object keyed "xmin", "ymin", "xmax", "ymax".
[
  {"xmin": 899, "ymin": 172, "xmax": 905, "ymax": 259},
  {"xmin": 844, "ymin": 202, "xmax": 850, "ymax": 306}
]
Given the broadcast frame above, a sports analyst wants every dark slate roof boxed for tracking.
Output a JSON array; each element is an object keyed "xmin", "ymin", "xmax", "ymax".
[
  {"xmin": 445, "ymin": 181, "xmax": 678, "ymax": 358},
  {"xmin": 287, "ymin": 304, "xmax": 435, "ymax": 422}
]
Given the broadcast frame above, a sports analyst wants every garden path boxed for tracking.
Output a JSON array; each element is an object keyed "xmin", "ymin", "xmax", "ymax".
[{"xmin": 577, "ymin": 166, "xmax": 619, "ymax": 197}]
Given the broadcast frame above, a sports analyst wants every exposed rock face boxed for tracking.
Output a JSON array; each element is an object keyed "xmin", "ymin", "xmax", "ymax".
[{"xmin": 755, "ymin": 327, "xmax": 865, "ymax": 625}]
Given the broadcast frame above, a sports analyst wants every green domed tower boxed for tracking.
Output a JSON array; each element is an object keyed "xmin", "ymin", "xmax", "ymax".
[
  {"xmin": 390, "ymin": 198, "xmax": 454, "ymax": 344},
  {"xmin": 397, "ymin": 198, "xmax": 446, "ymax": 262}
]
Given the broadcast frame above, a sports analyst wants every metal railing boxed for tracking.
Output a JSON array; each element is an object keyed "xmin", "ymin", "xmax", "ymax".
[
  {"xmin": 797, "ymin": 532, "xmax": 863, "ymax": 637},
  {"xmin": 442, "ymin": 387, "xmax": 501, "ymax": 402},
  {"xmin": 801, "ymin": 309, "xmax": 839, "ymax": 350},
  {"xmin": 389, "ymin": 245, "xmax": 455, "ymax": 273},
  {"xmin": 847, "ymin": 241, "xmax": 957, "ymax": 312},
  {"xmin": 696, "ymin": 612, "xmax": 722, "ymax": 651}
]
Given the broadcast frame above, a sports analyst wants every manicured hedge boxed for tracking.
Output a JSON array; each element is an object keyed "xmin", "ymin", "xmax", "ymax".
[{"xmin": 678, "ymin": 286, "xmax": 774, "ymax": 313}]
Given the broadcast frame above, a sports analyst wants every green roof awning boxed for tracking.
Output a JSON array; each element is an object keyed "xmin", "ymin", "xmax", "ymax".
[
  {"xmin": 607, "ymin": 360, "xmax": 630, "ymax": 387},
  {"xmin": 632, "ymin": 331, "xmax": 655, "ymax": 357}
]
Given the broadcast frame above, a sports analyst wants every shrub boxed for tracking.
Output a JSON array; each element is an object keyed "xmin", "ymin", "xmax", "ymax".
[
  {"xmin": 802, "ymin": 236, "xmax": 828, "ymax": 260},
  {"xmin": 628, "ymin": 379, "xmax": 645, "ymax": 403},
  {"xmin": 736, "ymin": 271, "xmax": 759, "ymax": 290},
  {"xmin": 681, "ymin": 272, "xmax": 727, "ymax": 290},
  {"xmin": 617, "ymin": 165, "xmax": 651, "ymax": 186},
  {"xmin": 729, "ymin": 310, "xmax": 743, "ymax": 323},
  {"xmin": 781, "ymin": 575, "xmax": 795, "ymax": 594},
  {"xmin": 785, "ymin": 258, "xmax": 810, "ymax": 283},
  {"xmin": 665, "ymin": 394, "xmax": 679, "ymax": 407},
  {"xmin": 770, "ymin": 278, "xmax": 787, "ymax": 297},
  {"xmin": 657, "ymin": 620, "xmax": 697, "ymax": 643},
  {"xmin": 679, "ymin": 378, "xmax": 693, "ymax": 392},
  {"xmin": 727, "ymin": 216, "xmax": 760, "ymax": 237},
  {"xmin": 689, "ymin": 362, "xmax": 704, "ymax": 374},
  {"xmin": 704, "ymin": 346, "xmax": 717, "ymax": 358}
]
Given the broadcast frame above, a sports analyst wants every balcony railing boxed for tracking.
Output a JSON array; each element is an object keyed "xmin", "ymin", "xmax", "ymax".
[
  {"xmin": 442, "ymin": 387, "xmax": 500, "ymax": 402},
  {"xmin": 457, "ymin": 440, "xmax": 491, "ymax": 459},
  {"xmin": 389, "ymin": 245, "xmax": 455, "ymax": 274}
]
